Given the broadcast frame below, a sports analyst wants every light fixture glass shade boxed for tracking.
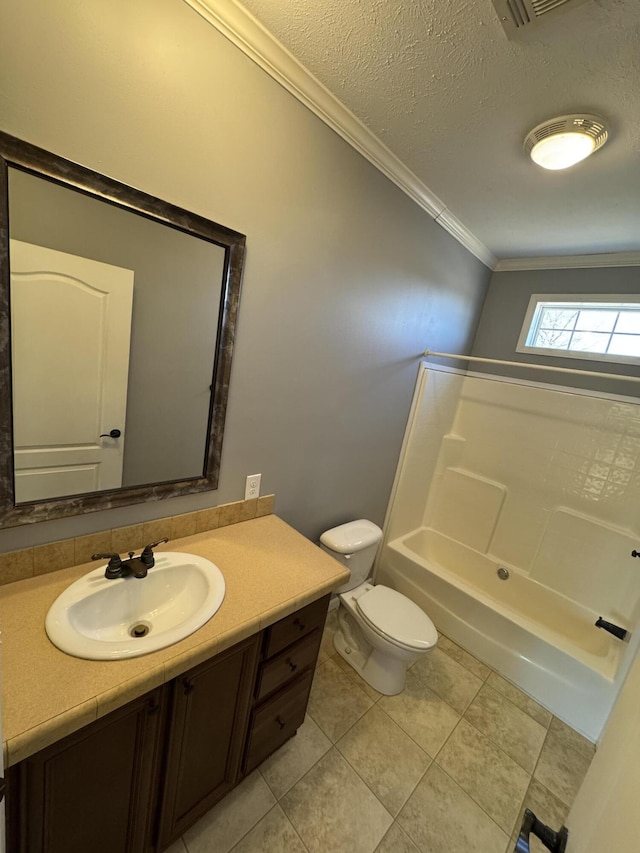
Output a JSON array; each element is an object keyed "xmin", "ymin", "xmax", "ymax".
[
  {"xmin": 530, "ymin": 132, "xmax": 596, "ymax": 170},
  {"xmin": 524, "ymin": 114, "xmax": 608, "ymax": 172}
]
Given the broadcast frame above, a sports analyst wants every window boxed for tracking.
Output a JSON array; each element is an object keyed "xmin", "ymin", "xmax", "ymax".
[{"xmin": 517, "ymin": 294, "xmax": 640, "ymax": 364}]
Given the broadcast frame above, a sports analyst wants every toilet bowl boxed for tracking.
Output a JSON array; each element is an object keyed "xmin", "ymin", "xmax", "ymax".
[{"xmin": 320, "ymin": 520, "xmax": 437, "ymax": 695}]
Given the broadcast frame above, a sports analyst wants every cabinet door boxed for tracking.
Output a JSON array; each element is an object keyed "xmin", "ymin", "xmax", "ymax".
[
  {"xmin": 7, "ymin": 689, "xmax": 164, "ymax": 853},
  {"xmin": 157, "ymin": 635, "xmax": 260, "ymax": 848}
]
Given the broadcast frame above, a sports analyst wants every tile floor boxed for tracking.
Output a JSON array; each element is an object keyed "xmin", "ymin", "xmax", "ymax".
[{"xmin": 166, "ymin": 611, "xmax": 595, "ymax": 853}]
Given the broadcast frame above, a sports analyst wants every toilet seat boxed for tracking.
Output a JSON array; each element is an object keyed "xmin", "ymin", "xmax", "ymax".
[{"xmin": 355, "ymin": 585, "xmax": 438, "ymax": 652}]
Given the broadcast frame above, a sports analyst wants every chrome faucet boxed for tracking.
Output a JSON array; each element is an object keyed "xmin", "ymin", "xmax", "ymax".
[{"xmin": 92, "ymin": 537, "xmax": 169, "ymax": 580}]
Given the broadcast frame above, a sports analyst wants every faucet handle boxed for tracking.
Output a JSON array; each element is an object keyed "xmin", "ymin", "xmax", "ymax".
[
  {"xmin": 92, "ymin": 552, "xmax": 122, "ymax": 566},
  {"xmin": 141, "ymin": 537, "xmax": 169, "ymax": 555},
  {"xmin": 140, "ymin": 537, "xmax": 169, "ymax": 569},
  {"xmin": 92, "ymin": 552, "xmax": 124, "ymax": 579}
]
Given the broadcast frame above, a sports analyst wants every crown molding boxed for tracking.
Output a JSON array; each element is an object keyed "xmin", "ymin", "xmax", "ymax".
[
  {"xmin": 494, "ymin": 252, "xmax": 640, "ymax": 271},
  {"xmin": 183, "ymin": 0, "xmax": 496, "ymax": 270},
  {"xmin": 434, "ymin": 209, "xmax": 497, "ymax": 269}
]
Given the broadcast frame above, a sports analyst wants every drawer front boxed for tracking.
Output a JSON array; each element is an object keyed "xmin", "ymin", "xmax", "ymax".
[
  {"xmin": 264, "ymin": 595, "xmax": 329, "ymax": 659},
  {"xmin": 244, "ymin": 669, "xmax": 313, "ymax": 773},
  {"xmin": 256, "ymin": 629, "xmax": 321, "ymax": 702}
]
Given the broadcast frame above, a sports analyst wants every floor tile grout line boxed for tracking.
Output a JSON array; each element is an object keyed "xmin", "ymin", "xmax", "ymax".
[
  {"xmin": 332, "ymin": 706, "xmax": 434, "ymax": 820},
  {"xmin": 433, "ymin": 759, "xmax": 518, "ymax": 841},
  {"xmin": 319, "ymin": 652, "xmax": 377, "ymax": 705},
  {"xmin": 257, "ymin": 765, "xmax": 280, "ymax": 801},
  {"xmin": 461, "ymin": 705, "xmax": 545, "ymax": 777},
  {"xmin": 480, "ymin": 676, "xmax": 553, "ymax": 732},
  {"xmin": 224, "ymin": 801, "xmax": 279, "ymax": 853},
  {"xmin": 310, "ymin": 692, "xmax": 373, "ymax": 746},
  {"xmin": 288, "ymin": 697, "xmax": 430, "ymax": 833},
  {"xmin": 431, "ymin": 714, "xmax": 464, "ymax": 764},
  {"xmin": 437, "ymin": 632, "xmax": 493, "ymax": 682},
  {"xmin": 548, "ymin": 717, "xmax": 597, "ymax": 758},
  {"xmin": 264, "ymin": 737, "xmax": 332, "ymax": 805},
  {"xmin": 373, "ymin": 700, "xmax": 444, "ymax": 762},
  {"xmin": 335, "ymin": 656, "xmax": 384, "ymax": 703},
  {"xmin": 528, "ymin": 728, "xmax": 580, "ymax": 811},
  {"xmin": 277, "ymin": 744, "xmax": 395, "ymax": 852},
  {"xmin": 280, "ymin": 801, "xmax": 314, "ymax": 853},
  {"xmin": 333, "ymin": 734, "xmax": 425, "ymax": 824},
  {"xmin": 437, "ymin": 631, "xmax": 555, "ymax": 731},
  {"xmin": 413, "ymin": 636, "xmax": 554, "ymax": 737},
  {"xmin": 449, "ymin": 712, "xmax": 538, "ymax": 781},
  {"xmin": 432, "ymin": 717, "xmax": 533, "ymax": 837},
  {"xmin": 407, "ymin": 660, "xmax": 481, "ymax": 716}
]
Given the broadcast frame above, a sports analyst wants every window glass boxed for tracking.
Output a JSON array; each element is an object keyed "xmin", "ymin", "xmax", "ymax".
[{"xmin": 518, "ymin": 295, "xmax": 640, "ymax": 365}]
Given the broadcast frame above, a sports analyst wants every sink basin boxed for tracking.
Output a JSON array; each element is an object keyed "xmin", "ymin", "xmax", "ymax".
[{"xmin": 45, "ymin": 552, "xmax": 225, "ymax": 660}]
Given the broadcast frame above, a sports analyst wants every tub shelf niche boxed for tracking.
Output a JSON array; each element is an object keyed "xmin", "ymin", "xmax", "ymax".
[{"xmin": 427, "ymin": 466, "xmax": 506, "ymax": 553}]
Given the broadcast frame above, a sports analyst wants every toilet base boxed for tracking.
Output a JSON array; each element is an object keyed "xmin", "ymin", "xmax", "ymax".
[{"xmin": 333, "ymin": 623, "xmax": 408, "ymax": 695}]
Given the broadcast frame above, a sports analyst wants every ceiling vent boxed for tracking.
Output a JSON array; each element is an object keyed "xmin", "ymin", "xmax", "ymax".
[{"xmin": 492, "ymin": 0, "xmax": 592, "ymax": 37}]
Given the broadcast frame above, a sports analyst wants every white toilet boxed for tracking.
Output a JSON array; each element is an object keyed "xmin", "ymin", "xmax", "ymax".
[{"xmin": 320, "ymin": 519, "xmax": 438, "ymax": 695}]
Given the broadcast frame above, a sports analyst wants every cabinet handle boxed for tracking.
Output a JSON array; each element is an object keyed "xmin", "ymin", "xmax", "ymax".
[
  {"xmin": 148, "ymin": 697, "xmax": 160, "ymax": 714},
  {"xmin": 287, "ymin": 658, "xmax": 298, "ymax": 672},
  {"xmin": 275, "ymin": 715, "xmax": 286, "ymax": 730},
  {"xmin": 183, "ymin": 678, "xmax": 195, "ymax": 695},
  {"xmin": 293, "ymin": 618, "xmax": 306, "ymax": 633}
]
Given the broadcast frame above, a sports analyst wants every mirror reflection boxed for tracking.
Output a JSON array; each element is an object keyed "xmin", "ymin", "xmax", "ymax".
[
  {"xmin": 0, "ymin": 131, "xmax": 246, "ymax": 527},
  {"xmin": 9, "ymin": 169, "xmax": 225, "ymax": 502}
]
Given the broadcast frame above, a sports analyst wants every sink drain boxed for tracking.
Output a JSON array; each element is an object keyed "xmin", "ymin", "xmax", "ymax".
[{"xmin": 129, "ymin": 622, "xmax": 151, "ymax": 638}]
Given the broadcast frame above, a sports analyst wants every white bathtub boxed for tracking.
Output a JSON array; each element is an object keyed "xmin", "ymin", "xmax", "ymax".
[{"xmin": 378, "ymin": 527, "xmax": 631, "ymax": 741}]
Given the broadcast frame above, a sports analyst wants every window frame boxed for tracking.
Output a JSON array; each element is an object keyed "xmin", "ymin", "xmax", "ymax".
[{"xmin": 516, "ymin": 293, "xmax": 640, "ymax": 366}]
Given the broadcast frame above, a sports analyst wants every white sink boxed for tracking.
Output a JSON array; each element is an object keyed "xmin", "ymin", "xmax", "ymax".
[{"xmin": 45, "ymin": 552, "xmax": 225, "ymax": 660}]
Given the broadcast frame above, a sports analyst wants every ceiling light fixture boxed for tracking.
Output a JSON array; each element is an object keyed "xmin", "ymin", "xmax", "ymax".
[{"xmin": 524, "ymin": 114, "xmax": 608, "ymax": 171}]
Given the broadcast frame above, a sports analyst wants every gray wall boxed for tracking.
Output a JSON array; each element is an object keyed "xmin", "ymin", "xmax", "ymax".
[
  {"xmin": 8, "ymin": 169, "xmax": 226, "ymax": 486},
  {"xmin": 0, "ymin": 0, "xmax": 490, "ymax": 551},
  {"xmin": 472, "ymin": 267, "xmax": 640, "ymax": 398}
]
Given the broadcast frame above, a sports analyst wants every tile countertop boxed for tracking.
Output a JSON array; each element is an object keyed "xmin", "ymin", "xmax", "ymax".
[{"xmin": 0, "ymin": 515, "xmax": 349, "ymax": 767}]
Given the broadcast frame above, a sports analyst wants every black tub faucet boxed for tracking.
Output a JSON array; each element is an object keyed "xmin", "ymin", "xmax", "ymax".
[
  {"xmin": 92, "ymin": 537, "xmax": 169, "ymax": 580},
  {"xmin": 595, "ymin": 617, "xmax": 628, "ymax": 641}
]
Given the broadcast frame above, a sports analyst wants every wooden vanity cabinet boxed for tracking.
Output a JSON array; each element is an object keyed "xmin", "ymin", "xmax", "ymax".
[
  {"xmin": 6, "ymin": 688, "xmax": 166, "ymax": 853},
  {"xmin": 5, "ymin": 595, "xmax": 330, "ymax": 853},
  {"xmin": 155, "ymin": 634, "xmax": 260, "ymax": 850}
]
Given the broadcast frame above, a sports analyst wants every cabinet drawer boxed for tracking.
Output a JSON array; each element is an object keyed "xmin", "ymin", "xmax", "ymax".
[
  {"xmin": 256, "ymin": 629, "xmax": 321, "ymax": 701},
  {"xmin": 244, "ymin": 669, "xmax": 313, "ymax": 773},
  {"xmin": 264, "ymin": 595, "xmax": 329, "ymax": 659}
]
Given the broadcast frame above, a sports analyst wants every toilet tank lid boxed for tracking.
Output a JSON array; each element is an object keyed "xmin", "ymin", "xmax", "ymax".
[{"xmin": 320, "ymin": 519, "xmax": 383, "ymax": 554}]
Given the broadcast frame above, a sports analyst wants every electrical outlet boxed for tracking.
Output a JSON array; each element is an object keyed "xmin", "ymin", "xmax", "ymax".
[{"xmin": 245, "ymin": 473, "xmax": 261, "ymax": 500}]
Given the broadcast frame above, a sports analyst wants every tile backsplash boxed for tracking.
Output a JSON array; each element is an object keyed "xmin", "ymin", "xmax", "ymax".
[{"xmin": 0, "ymin": 495, "xmax": 275, "ymax": 586}]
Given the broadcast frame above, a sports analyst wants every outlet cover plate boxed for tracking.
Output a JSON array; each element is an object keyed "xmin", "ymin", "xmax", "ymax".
[{"xmin": 245, "ymin": 474, "xmax": 261, "ymax": 500}]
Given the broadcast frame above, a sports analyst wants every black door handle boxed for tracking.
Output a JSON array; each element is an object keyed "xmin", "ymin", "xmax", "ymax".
[{"xmin": 100, "ymin": 429, "xmax": 121, "ymax": 438}]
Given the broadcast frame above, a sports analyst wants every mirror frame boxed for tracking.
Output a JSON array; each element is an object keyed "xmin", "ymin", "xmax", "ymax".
[{"xmin": 0, "ymin": 130, "xmax": 246, "ymax": 527}]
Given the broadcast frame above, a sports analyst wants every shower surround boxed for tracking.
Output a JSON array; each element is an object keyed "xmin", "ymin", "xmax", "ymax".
[{"xmin": 377, "ymin": 364, "xmax": 640, "ymax": 740}]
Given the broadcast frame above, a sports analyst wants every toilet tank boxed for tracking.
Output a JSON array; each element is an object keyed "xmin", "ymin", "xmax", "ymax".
[{"xmin": 319, "ymin": 520, "xmax": 383, "ymax": 593}]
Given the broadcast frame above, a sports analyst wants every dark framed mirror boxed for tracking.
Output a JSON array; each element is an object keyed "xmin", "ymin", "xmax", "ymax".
[{"xmin": 0, "ymin": 131, "xmax": 246, "ymax": 527}]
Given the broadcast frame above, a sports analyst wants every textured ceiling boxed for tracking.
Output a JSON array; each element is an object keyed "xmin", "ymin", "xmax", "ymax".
[{"xmin": 238, "ymin": 0, "xmax": 640, "ymax": 260}]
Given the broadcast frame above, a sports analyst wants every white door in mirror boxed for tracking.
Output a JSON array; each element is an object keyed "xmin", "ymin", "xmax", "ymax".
[
  {"xmin": 10, "ymin": 239, "xmax": 134, "ymax": 502},
  {"xmin": 45, "ymin": 553, "xmax": 225, "ymax": 660}
]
